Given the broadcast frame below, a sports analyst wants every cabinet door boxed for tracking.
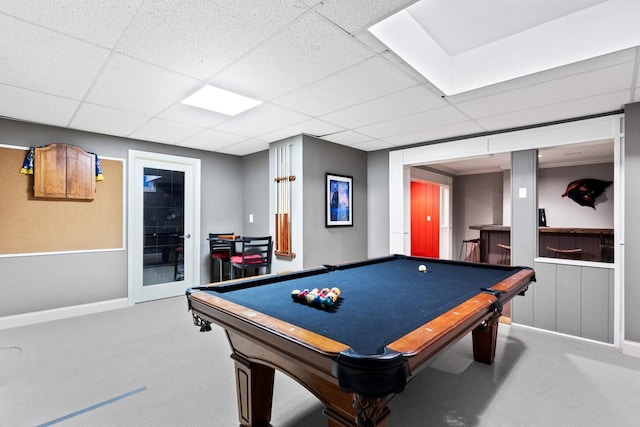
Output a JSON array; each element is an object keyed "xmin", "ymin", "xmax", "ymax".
[
  {"xmin": 66, "ymin": 145, "xmax": 95, "ymax": 199},
  {"xmin": 34, "ymin": 144, "xmax": 67, "ymax": 198},
  {"xmin": 34, "ymin": 144, "xmax": 95, "ymax": 200}
]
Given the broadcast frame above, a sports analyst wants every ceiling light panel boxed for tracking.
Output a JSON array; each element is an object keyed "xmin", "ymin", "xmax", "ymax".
[
  {"xmin": 181, "ymin": 85, "xmax": 263, "ymax": 116},
  {"xmin": 369, "ymin": 0, "xmax": 640, "ymax": 95}
]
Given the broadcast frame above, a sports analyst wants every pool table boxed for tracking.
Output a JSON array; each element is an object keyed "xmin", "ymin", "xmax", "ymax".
[{"xmin": 186, "ymin": 255, "xmax": 535, "ymax": 427}]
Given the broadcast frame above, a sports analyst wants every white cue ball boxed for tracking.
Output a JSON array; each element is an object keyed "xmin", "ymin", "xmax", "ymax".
[{"xmin": 418, "ymin": 264, "xmax": 427, "ymax": 272}]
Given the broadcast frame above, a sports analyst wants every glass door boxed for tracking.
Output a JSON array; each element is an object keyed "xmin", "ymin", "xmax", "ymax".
[
  {"xmin": 143, "ymin": 167, "xmax": 186, "ymax": 286},
  {"xmin": 128, "ymin": 151, "xmax": 200, "ymax": 303}
]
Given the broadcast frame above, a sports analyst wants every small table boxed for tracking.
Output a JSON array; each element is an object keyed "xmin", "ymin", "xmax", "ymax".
[{"xmin": 187, "ymin": 255, "xmax": 535, "ymax": 427}]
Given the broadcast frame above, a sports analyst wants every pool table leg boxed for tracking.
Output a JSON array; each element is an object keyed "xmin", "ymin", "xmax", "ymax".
[
  {"xmin": 231, "ymin": 353, "xmax": 275, "ymax": 427},
  {"xmin": 352, "ymin": 394, "xmax": 389, "ymax": 427},
  {"xmin": 471, "ymin": 311, "xmax": 500, "ymax": 365},
  {"xmin": 324, "ymin": 394, "xmax": 389, "ymax": 427}
]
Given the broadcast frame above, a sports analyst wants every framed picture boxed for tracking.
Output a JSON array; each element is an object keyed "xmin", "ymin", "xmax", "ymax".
[{"xmin": 326, "ymin": 173, "xmax": 353, "ymax": 227}]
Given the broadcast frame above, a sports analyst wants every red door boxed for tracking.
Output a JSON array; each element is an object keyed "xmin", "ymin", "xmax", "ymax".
[{"xmin": 411, "ymin": 181, "xmax": 440, "ymax": 258}]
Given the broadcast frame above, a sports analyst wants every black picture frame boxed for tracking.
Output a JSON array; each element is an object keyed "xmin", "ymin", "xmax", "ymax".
[{"xmin": 326, "ymin": 173, "xmax": 353, "ymax": 227}]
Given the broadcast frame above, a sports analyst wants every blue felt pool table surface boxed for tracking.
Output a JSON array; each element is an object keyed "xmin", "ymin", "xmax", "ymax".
[{"xmin": 188, "ymin": 255, "xmax": 531, "ymax": 355}]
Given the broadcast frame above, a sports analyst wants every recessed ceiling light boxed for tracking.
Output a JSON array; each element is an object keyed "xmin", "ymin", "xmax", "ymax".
[
  {"xmin": 181, "ymin": 85, "xmax": 262, "ymax": 116},
  {"xmin": 369, "ymin": 0, "xmax": 640, "ymax": 95}
]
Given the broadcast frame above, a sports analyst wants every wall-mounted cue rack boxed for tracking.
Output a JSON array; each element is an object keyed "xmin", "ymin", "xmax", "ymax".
[{"xmin": 274, "ymin": 144, "xmax": 296, "ymax": 258}]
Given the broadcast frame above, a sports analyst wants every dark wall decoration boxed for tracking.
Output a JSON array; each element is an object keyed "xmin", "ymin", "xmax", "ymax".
[{"xmin": 562, "ymin": 178, "xmax": 612, "ymax": 209}]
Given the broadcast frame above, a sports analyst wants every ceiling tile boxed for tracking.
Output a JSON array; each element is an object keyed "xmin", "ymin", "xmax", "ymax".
[
  {"xmin": 382, "ymin": 120, "xmax": 486, "ymax": 146},
  {"xmin": 380, "ymin": 51, "xmax": 432, "ymax": 85},
  {"xmin": 274, "ymin": 56, "xmax": 418, "ymax": 116},
  {"xmin": 0, "ymin": 0, "xmax": 141, "ymax": 48},
  {"xmin": 70, "ymin": 103, "xmax": 150, "ymax": 137},
  {"xmin": 128, "ymin": 117, "xmax": 204, "ymax": 144},
  {"xmin": 157, "ymin": 103, "xmax": 230, "ymax": 128},
  {"xmin": 259, "ymin": 119, "xmax": 344, "ymax": 142},
  {"xmin": 85, "ymin": 53, "xmax": 200, "ymax": 116},
  {"xmin": 356, "ymin": 105, "xmax": 470, "ymax": 139},
  {"xmin": 178, "ymin": 129, "xmax": 246, "ymax": 151},
  {"xmin": 217, "ymin": 138, "xmax": 269, "ymax": 156},
  {"xmin": 455, "ymin": 62, "xmax": 635, "ymax": 119},
  {"xmin": 321, "ymin": 85, "xmax": 446, "ymax": 128},
  {"xmin": 320, "ymin": 130, "xmax": 373, "ymax": 145},
  {"xmin": 352, "ymin": 139, "xmax": 397, "ymax": 151},
  {"xmin": 0, "ymin": 14, "xmax": 110, "ymax": 99},
  {"xmin": 313, "ymin": 0, "xmax": 416, "ymax": 33},
  {"xmin": 210, "ymin": 12, "xmax": 375, "ymax": 101},
  {"xmin": 353, "ymin": 30, "xmax": 389, "ymax": 54},
  {"xmin": 214, "ymin": 103, "xmax": 310, "ymax": 138},
  {"xmin": 476, "ymin": 90, "xmax": 631, "ymax": 130},
  {"xmin": 116, "ymin": 0, "xmax": 306, "ymax": 79},
  {"xmin": 0, "ymin": 84, "xmax": 79, "ymax": 127}
]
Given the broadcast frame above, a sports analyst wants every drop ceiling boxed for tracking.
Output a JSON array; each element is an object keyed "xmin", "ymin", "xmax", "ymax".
[{"xmin": 0, "ymin": 0, "xmax": 638, "ymax": 156}]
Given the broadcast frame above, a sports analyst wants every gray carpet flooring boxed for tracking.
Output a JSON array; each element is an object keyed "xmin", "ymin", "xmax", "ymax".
[{"xmin": 2, "ymin": 296, "xmax": 639, "ymax": 426}]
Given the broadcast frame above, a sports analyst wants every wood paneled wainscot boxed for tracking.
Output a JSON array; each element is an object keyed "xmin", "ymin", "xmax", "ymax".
[{"xmin": 34, "ymin": 143, "xmax": 95, "ymax": 200}]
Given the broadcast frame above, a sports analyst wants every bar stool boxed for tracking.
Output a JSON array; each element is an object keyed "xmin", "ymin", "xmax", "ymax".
[
  {"xmin": 209, "ymin": 233, "xmax": 234, "ymax": 282},
  {"xmin": 497, "ymin": 243, "xmax": 511, "ymax": 265},
  {"xmin": 459, "ymin": 238, "xmax": 480, "ymax": 262}
]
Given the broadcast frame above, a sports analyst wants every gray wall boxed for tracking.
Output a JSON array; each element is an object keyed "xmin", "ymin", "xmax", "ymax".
[
  {"xmin": 624, "ymin": 103, "xmax": 640, "ymax": 342},
  {"xmin": 510, "ymin": 150, "xmax": 538, "ymax": 324},
  {"xmin": 538, "ymin": 163, "xmax": 614, "ymax": 228},
  {"xmin": 452, "ymin": 172, "xmax": 504, "ymax": 259},
  {"xmin": 0, "ymin": 118, "xmax": 243, "ymax": 317},
  {"xmin": 302, "ymin": 136, "xmax": 368, "ymax": 267},
  {"xmin": 367, "ymin": 150, "xmax": 390, "ymax": 258},
  {"xmin": 241, "ymin": 150, "xmax": 270, "ymax": 236}
]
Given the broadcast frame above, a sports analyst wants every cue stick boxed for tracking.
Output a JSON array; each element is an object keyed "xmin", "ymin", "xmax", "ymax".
[{"xmin": 285, "ymin": 144, "xmax": 290, "ymax": 254}]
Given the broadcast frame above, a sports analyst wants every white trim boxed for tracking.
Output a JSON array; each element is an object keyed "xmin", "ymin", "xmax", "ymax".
[
  {"xmin": 621, "ymin": 340, "xmax": 640, "ymax": 358},
  {"xmin": 0, "ymin": 247, "xmax": 125, "ymax": 259},
  {"xmin": 512, "ymin": 322, "xmax": 617, "ymax": 348},
  {"xmin": 533, "ymin": 257, "xmax": 615, "ymax": 269},
  {"xmin": 0, "ymin": 298, "xmax": 127, "ymax": 330},
  {"xmin": 127, "ymin": 150, "xmax": 201, "ymax": 305}
]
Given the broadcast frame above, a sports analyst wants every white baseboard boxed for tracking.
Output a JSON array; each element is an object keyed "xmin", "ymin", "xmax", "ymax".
[
  {"xmin": 0, "ymin": 298, "xmax": 129, "ymax": 330},
  {"xmin": 622, "ymin": 340, "xmax": 640, "ymax": 358}
]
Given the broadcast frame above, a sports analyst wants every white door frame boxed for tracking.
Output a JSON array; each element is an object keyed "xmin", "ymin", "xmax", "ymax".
[
  {"xmin": 389, "ymin": 114, "xmax": 623, "ymax": 346},
  {"xmin": 127, "ymin": 150, "xmax": 201, "ymax": 304}
]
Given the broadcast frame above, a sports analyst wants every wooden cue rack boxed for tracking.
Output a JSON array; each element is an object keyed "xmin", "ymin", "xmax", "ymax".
[{"xmin": 274, "ymin": 144, "xmax": 296, "ymax": 258}]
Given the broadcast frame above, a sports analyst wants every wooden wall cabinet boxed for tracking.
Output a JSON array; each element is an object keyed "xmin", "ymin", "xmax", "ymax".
[{"xmin": 34, "ymin": 144, "xmax": 95, "ymax": 200}]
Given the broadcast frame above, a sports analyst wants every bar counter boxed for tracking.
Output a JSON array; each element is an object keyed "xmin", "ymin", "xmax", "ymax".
[{"xmin": 469, "ymin": 225, "xmax": 614, "ymax": 263}]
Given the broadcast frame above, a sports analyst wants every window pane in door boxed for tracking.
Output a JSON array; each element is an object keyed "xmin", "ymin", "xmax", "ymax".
[{"xmin": 143, "ymin": 167, "xmax": 185, "ymax": 286}]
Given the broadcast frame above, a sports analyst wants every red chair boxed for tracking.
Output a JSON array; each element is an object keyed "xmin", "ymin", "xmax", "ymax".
[
  {"xmin": 209, "ymin": 233, "xmax": 234, "ymax": 282},
  {"xmin": 230, "ymin": 236, "xmax": 272, "ymax": 279}
]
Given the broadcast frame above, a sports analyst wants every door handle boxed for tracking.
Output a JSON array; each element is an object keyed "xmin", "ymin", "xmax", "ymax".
[{"xmin": 180, "ymin": 233, "xmax": 191, "ymax": 239}]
